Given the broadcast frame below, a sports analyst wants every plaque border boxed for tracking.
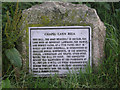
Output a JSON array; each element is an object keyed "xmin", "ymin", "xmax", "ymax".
[{"xmin": 29, "ymin": 26, "xmax": 92, "ymax": 77}]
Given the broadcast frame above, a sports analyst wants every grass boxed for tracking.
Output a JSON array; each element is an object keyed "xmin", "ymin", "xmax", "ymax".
[
  {"xmin": 2, "ymin": 48, "xmax": 119, "ymax": 88},
  {"xmin": 2, "ymin": 2, "xmax": 120, "ymax": 88}
]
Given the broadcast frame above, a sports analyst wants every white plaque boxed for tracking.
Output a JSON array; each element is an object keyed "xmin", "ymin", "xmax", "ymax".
[{"xmin": 29, "ymin": 26, "xmax": 92, "ymax": 76}]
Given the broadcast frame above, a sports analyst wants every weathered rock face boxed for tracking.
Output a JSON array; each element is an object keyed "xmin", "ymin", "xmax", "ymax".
[{"xmin": 22, "ymin": 2, "xmax": 106, "ymax": 71}]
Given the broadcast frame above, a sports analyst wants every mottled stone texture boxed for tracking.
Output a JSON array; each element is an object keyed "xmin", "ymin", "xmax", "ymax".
[{"xmin": 22, "ymin": 2, "xmax": 106, "ymax": 70}]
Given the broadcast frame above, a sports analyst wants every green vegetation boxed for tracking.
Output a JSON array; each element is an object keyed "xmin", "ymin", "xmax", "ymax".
[
  {"xmin": 2, "ymin": 2, "xmax": 120, "ymax": 88},
  {"xmin": 2, "ymin": 2, "xmax": 27, "ymax": 78}
]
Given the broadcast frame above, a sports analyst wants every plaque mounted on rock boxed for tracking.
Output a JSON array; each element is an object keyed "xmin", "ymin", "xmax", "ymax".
[
  {"xmin": 22, "ymin": 2, "xmax": 106, "ymax": 76},
  {"xmin": 29, "ymin": 26, "xmax": 92, "ymax": 76}
]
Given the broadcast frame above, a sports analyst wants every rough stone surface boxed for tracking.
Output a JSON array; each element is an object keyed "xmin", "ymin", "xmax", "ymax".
[{"xmin": 22, "ymin": 2, "xmax": 106, "ymax": 70}]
